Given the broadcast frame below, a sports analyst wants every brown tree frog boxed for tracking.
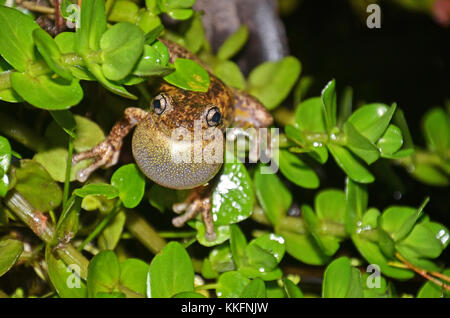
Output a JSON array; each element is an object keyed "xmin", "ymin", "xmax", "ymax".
[{"xmin": 73, "ymin": 39, "xmax": 273, "ymax": 241}]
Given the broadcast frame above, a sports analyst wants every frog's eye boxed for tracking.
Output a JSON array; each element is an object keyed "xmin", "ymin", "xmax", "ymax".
[
  {"xmin": 206, "ymin": 107, "xmax": 222, "ymax": 127},
  {"xmin": 152, "ymin": 94, "xmax": 168, "ymax": 115}
]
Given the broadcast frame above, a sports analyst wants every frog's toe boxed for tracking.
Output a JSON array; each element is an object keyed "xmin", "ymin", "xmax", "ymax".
[{"xmin": 171, "ymin": 196, "xmax": 216, "ymax": 241}]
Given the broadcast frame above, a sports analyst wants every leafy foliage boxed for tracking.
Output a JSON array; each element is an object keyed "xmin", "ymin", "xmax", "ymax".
[{"xmin": 0, "ymin": 0, "xmax": 448, "ymax": 299}]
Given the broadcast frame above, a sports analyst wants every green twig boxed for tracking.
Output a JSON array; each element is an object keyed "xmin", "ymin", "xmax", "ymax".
[
  {"xmin": 125, "ymin": 210, "xmax": 167, "ymax": 254},
  {"xmin": 4, "ymin": 190, "xmax": 89, "ymax": 279},
  {"xmin": 0, "ymin": 112, "xmax": 47, "ymax": 152},
  {"xmin": 63, "ymin": 136, "xmax": 74, "ymax": 211},
  {"xmin": 77, "ymin": 201, "xmax": 121, "ymax": 252}
]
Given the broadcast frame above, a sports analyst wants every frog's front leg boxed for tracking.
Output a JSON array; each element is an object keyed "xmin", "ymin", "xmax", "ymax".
[
  {"xmin": 172, "ymin": 184, "xmax": 216, "ymax": 241},
  {"xmin": 73, "ymin": 107, "xmax": 148, "ymax": 182}
]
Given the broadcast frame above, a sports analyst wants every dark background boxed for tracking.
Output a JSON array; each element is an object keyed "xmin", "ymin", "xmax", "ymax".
[
  {"xmin": 281, "ymin": 1, "xmax": 449, "ymax": 214},
  {"xmin": 280, "ymin": 0, "xmax": 450, "ymax": 270}
]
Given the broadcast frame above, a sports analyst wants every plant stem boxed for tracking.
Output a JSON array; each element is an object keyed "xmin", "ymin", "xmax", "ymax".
[
  {"xmin": 0, "ymin": 112, "xmax": 47, "ymax": 152},
  {"xmin": 17, "ymin": 1, "xmax": 55, "ymax": 14},
  {"xmin": 77, "ymin": 201, "xmax": 121, "ymax": 251},
  {"xmin": 158, "ymin": 231, "xmax": 196, "ymax": 238},
  {"xmin": 396, "ymin": 252, "xmax": 450, "ymax": 291},
  {"xmin": 4, "ymin": 190, "xmax": 89, "ymax": 279},
  {"xmin": 125, "ymin": 210, "xmax": 166, "ymax": 254},
  {"xmin": 63, "ymin": 136, "xmax": 73, "ymax": 211}
]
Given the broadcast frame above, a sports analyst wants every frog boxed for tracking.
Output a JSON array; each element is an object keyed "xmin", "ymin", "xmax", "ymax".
[{"xmin": 73, "ymin": 38, "xmax": 273, "ymax": 241}]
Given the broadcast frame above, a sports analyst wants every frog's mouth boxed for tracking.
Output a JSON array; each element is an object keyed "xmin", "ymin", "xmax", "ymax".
[{"xmin": 132, "ymin": 117, "xmax": 224, "ymax": 190}]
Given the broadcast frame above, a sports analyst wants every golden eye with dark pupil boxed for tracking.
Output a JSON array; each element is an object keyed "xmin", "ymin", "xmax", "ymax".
[
  {"xmin": 152, "ymin": 95, "xmax": 167, "ymax": 115},
  {"xmin": 206, "ymin": 107, "xmax": 221, "ymax": 127}
]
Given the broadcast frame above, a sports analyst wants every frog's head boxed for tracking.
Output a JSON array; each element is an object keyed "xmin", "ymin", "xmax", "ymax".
[{"xmin": 132, "ymin": 80, "xmax": 235, "ymax": 189}]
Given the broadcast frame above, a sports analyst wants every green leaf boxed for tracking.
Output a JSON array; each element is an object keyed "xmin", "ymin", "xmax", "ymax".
[
  {"xmin": 100, "ymin": 22, "xmax": 145, "ymax": 81},
  {"xmin": 396, "ymin": 221, "xmax": 448, "ymax": 259},
  {"xmin": 352, "ymin": 234, "xmax": 413, "ymax": 280},
  {"xmin": 0, "ymin": 136, "xmax": 12, "ymax": 197},
  {"xmin": 73, "ymin": 183, "xmax": 119, "ymax": 199},
  {"xmin": 302, "ymin": 204, "xmax": 340, "ymax": 256},
  {"xmin": 277, "ymin": 149, "xmax": 320, "ymax": 189},
  {"xmin": 87, "ymin": 251, "xmax": 120, "ymax": 297},
  {"xmin": 378, "ymin": 228, "xmax": 395, "ymax": 258},
  {"xmin": 148, "ymin": 242, "xmax": 194, "ymax": 298},
  {"xmin": 46, "ymin": 115, "xmax": 105, "ymax": 153},
  {"xmin": 417, "ymin": 269, "xmax": 450, "ymax": 298},
  {"xmin": 204, "ymin": 244, "xmax": 235, "ymax": 276},
  {"xmin": 417, "ymin": 281, "xmax": 446, "ymax": 298},
  {"xmin": 108, "ymin": 0, "xmax": 139, "ymax": 23},
  {"xmin": 411, "ymin": 163, "xmax": 448, "ymax": 186},
  {"xmin": 230, "ymin": 224, "xmax": 247, "ymax": 268},
  {"xmin": 315, "ymin": 189, "xmax": 346, "ymax": 224},
  {"xmin": 166, "ymin": 8, "xmax": 193, "ymax": 20},
  {"xmin": 379, "ymin": 206, "xmax": 421, "ymax": 242},
  {"xmin": 423, "ymin": 108, "xmax": 449, "ymax": 154},
  {"xmin": 283, "ymin": 278, "xmax": 304, "ymax": 298},
  {"xmin": 164, "ymin": 58, "xmax": 210, "ymax": 92},
  {"xmin": 0, "ymin": 239, "xmax": 23, "ymax": 277},
  {"xmin": 55, "ymin": 195, "xmax": 81, "ymax": 244},
  {"xmin": 347, "ymin": 103, "xmax": 396, "ymax": 143},
  {"xmin": 344, "ymin": 122, "xmax": 380, "ymax": 165},
  {"xmin": 50, "ymin": 110, "xmax": 77, "ymax": 138},
  {"xmin": 280, "ymin": 230, "xmax": 329, "ymax": 265},
  {"xmin": 254, "ymin": 164, "xmax": 291, "ymax": 226},
  {"xmin": 0, "ymin": 58, "xmax": 23, "ymax": 102},
  {"xmin": 239, "ymin": 278, "xmax": 266, "ymax": 298},
  {"xmin": 244, "ymin": 244, "xmax": 278, "ymax": 274},
  {"xmin": 10, "ymin": 72, "xmax": 83, "ymax": 109},
  {"xmin": 362, "ymin": 272, "xmax": 391, "ymax": 298},
  {"xmin": 119, "ymin": 258, "xmax": 148, "ymax": 296},
  {"xmin": 328, "ymin": 144, "xmax": 374, "ymax": 183},
  {"xmin": 345, "ymin": 178, "xmax": 367, "ymax": 234},
  {"xmin": 0, "ymin": 6, "xmax": 39, "ymax": 71},
  {"xmin": 54, "ymin": 32, "xmax": 95, "ymax": 81},
  {"xmin": 248, "ymin": 56, "xmax": 301, "ymax": 110},
  {"xmin": 15, "ymin": 160, "xmax": 62, "ymax": 212},
  {"xmin": 34, "ymin": 148, "xmax": 91, "ymax": 182},
  {"xmin": 377, "ymin": 124, "xmax": 403, "ymax": 156},
  {"xmin": 285, "ymin": 125, "xmax": 328, "ymax": 164},
  {"xmin": 182, "ymin": 12, "xmax": 205, "ymax": 53},
  {"xmin": 321, "ymin": 79, "xmax": 337, "ymax": 131},
  {"xmin": 249, "ymin": 233, "xmax": 285, "ymax": 265},
  {"xmin": 217, "ymin": 25, "xmax": 249, "ymax": 61},
  {"xmin": 295, "ymin": 97, "xmax": 327, "ymax": 133},
  {"xmin": 322, "ymin": 256, "xmax": 363, "ymax": 298},
  {"xmin": 211, "ymin": 160, "xmax": 254, "ymax": 226},
  {"xmin": 76, "ymin": 0, "xmax": 107, "ymax": 54},
  {"xmin": 194, "ymin": 222, "xmax": 230, "ymax": 247},
  {"xmin": 98, "ymin": 210, "xmax": 126, "ymax": 250},
  {"xmin": 133, "ymin": 42, "xmax": 172, "ymax": 77},
  {"xmin": 111, "ymin": 164, "xmax": 146, "ymax": 208},
  {"xmin": 32, "ymin": 28, "xmax": 73, "ymax": 80},
  {"xmin": 213, "ymin": 60, "xmax": 246, "ymax": 90},
  {"xmin": 216, "ymin": 271, "xmax": 250, "ymax": 298},
  {"xmin": 45, "ymin": 245, "xmax": 87, "ymax": 297}
]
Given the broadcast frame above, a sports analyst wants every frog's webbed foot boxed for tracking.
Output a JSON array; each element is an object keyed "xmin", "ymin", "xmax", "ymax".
[
  {"xmin": 72, "ymin": 139, "xmax": 121, "ymax": 182},
  {"xmin": 72, "ymin": 107, "xmax": 148, "ymax": 182},
  {"xmin": 172, "ymin": 186, "xmax": 216, "ymax": 241}
]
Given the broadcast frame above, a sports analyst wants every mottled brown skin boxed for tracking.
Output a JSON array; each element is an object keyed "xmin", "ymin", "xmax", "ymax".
[{"xmin": 73, "ymin": 39, "xmax": 272, "ymax": 241}]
